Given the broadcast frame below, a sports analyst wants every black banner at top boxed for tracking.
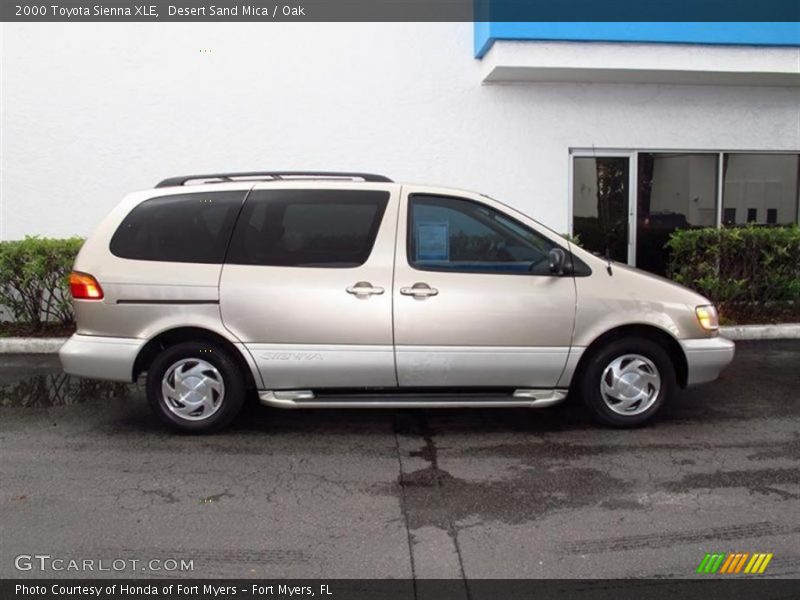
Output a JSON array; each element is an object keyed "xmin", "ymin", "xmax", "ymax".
[{"xmin": 2, "ymin": 0, "xmax": 800, "ymax": 22}]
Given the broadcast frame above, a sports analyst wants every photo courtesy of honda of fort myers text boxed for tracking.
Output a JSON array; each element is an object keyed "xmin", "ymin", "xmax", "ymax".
[
  {"xmin": 1, "ymin": 1, "xmax": 800, "ymax": 599},
  {"xmin": 15, "ymin": 583, "xmax": 338, "ymax": 598}
]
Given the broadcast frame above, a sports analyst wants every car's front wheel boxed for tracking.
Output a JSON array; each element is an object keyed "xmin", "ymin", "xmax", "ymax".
[
  {"xmin": 146, "ymin": 341, "xmax": 246, "ymax": 433},
  {"xmin": 578, "ymin": 337, "xmax": 676, "ymax": 427}
]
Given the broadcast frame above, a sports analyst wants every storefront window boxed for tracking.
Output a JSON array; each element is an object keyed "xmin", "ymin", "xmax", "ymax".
[
  {"xmin": 722, "ymin": 154, "xmax": 800, "ymax": 226},
  {"xmin": 636, "ymin": 153, "xmax": 718, "ymax": 275},
  {"xmin": 572, "ymin": 151, "xmax": 800, "ymax": 276}
]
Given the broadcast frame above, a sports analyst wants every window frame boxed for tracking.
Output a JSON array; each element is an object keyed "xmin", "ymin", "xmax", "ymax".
[
  {"xmin": 224, "ymin": 188, "xmax": 390, "ymax": 269},
  {"xmin": 405, "ymin": 192, "xmax": 566, "ymax": 277}
]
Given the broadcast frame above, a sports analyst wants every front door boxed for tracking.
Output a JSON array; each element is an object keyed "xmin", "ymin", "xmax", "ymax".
[
  {"xmin": 220, "ymin": 183, "xmax": 399, "ymax": 389},
  {"xmin": 392, "ymin": 187, "xmax": 576, "ymax": 388}
]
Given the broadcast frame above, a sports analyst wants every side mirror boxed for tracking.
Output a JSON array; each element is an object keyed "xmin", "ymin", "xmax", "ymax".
[{"xmin": 548, "ymin": 248, "xmax": 567, "ymax": 275}]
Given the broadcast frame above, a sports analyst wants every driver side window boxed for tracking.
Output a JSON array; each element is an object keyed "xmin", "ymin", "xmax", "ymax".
[{"xmin": 408, "ymin": 195, "xmax": 556, "ymax": 275}]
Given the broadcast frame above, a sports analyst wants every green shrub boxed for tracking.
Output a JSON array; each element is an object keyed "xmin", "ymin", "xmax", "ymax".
[
  {"xmin": 667, "ymin": 225, "xmax": 800, "ymax": 323},
  {"xmin": 0, "ymin": 237, "xmax": 84, "ymax": 330},
  {"xmin": 560, "ymin": 232, "xmax": 582, "ymax": 246}
]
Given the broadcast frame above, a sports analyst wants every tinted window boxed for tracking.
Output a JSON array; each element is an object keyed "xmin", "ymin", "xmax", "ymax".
[
  {"xmin": 226, "ymin": 190, "xmax": 389, "ymax": 268},
  {"xmin": 408, "ymin": 195, "xmax": 556, "ymax": 275},
  {"xmin": 110, "ymin": 192, "xmax": 245, "ymax": 263}
]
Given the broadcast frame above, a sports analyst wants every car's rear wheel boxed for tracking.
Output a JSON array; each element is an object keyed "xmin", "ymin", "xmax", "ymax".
[
  {"xmin": 578, "ymin": 337, "xmax": 676, "ymax": 427},
  {"xmin": 146, "ymin": 341, "xmax": 245, "ymax": 433}
]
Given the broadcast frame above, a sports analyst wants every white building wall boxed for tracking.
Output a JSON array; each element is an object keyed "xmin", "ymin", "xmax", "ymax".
[{"xmin": 1, "ymin": 22, "xmax": 798, "ymax": 240}]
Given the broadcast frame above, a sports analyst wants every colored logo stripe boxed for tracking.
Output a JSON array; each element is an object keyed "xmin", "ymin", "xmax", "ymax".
[
  {"xmin": 697, "ymin": 552, "xmax": 773, "ymax": 574},
  {"xmin": 734, "ymin": 553, "xmax": 750, "ymax": 573},
  {"xmin": 697, "ymin": 553, "xmax": 725, "ymax": 573},
  {"xmin": 720, "ymin": 553, "xmax": 748, "ymax": 573},
  {"xmin": 745, "ymin": 553, "xmax": 773, "ymax": 574},
  {"xmin": 720, "ymin": 553, "xmax": 737, "ymax": 573},
  {"xmin": 696, "ymin": 553, "xmax": 712, "ymax": 573}
]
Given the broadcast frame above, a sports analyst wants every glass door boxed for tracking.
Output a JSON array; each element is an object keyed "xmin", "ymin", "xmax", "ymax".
[{"xmin": 571, "ymin": 155, "xmax": 632, "ymax": 263}]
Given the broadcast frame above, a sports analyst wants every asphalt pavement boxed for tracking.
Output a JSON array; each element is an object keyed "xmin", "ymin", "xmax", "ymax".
[{"xmin": 1, "ymin": 341, "xmax": 798, "ymax": 580}]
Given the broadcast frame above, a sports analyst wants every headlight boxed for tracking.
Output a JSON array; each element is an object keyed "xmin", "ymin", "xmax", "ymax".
[{"xmin": 695, "ymin": 305, "xmax": 719, "ymax": 332}]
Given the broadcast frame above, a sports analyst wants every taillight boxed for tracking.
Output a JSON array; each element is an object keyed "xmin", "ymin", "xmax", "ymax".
[{"xmin": 69, "ymin": 271, "xmax": 104, "ymax": 300}]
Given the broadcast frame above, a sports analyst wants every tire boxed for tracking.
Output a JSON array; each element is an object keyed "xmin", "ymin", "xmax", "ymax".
[
  {"xmin": 146, "ymin": 341, "xmax": 246, "ymax": 433},
  {"xmin": 577, "ymin": 336, "xmax": 676, "ymax": 428}
]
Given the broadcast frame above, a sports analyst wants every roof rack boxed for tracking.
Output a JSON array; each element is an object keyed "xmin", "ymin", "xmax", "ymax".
[{"xmin": 155, "ymin": 171, "xmax": 393, "ymax": 188}]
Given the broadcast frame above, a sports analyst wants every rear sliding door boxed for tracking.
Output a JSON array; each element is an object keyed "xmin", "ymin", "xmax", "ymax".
[{"xmin": 220, "ymin": 183, "xmax": 399, "ymax": 389}]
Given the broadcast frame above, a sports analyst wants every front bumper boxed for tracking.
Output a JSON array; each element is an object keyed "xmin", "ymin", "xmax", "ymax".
[
  {"xmin": 680, "ymin": 336, "xmax": 736, "ymax": 386},
  {"xmin": 59, "ymin": 334, "xmax": 146, "ymax": 382}
]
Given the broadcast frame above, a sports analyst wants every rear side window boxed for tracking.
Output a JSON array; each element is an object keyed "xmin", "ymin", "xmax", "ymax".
[
  {"xmin": 226, "ymin": 190, "xmax": 389, "ymax": 268},
  {"xmin": 110, "ymin": 192, "xmax": 245, "ymax": 263}
]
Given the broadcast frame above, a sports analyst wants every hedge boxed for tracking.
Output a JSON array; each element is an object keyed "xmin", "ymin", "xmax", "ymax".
[
  {"xmin": 667, "ymin": 225, "xmax": 800, "ymax": 323},
  {"xmin": 0, "ymin": 236, "xmax": 84, "ymax": 331}
]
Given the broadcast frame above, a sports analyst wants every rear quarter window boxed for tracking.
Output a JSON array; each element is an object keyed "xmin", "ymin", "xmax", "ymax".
[{"xmin": 110, "ymin": 192, "xmax": 245, "ymax": 263}]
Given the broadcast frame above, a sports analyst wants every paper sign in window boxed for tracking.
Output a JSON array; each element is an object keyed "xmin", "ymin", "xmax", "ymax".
[{"xmin": 416, "ymin": 221, "xmax": 449, "ymax": 261}]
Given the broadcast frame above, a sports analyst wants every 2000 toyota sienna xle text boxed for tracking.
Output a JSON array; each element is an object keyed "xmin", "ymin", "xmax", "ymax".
[{"xmin": 59, "ymin": 171, "xmax": 735, "ymax": 433}]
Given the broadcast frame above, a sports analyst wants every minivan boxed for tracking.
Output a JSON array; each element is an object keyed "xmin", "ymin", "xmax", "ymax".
[{"xmin": 60, "ymin": 172, "xmax": 735, "ymax": 432}]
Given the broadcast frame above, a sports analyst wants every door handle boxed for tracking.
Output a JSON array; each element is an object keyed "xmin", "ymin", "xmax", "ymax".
[
  {"xmin": 400, "ymin": 283, "xmax": 439, "ymax": 298},
  {"xmin": 346, "ymin": 282, "xmax": 385, "ymax": 297}
]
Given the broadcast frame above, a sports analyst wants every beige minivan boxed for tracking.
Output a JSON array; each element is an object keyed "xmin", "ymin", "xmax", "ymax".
[{"xmin": 60, "ymin": 172, "xmax": 734, "ymax": 432}]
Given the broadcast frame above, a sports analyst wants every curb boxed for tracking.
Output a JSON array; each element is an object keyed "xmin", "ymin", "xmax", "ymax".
[
  {"xmin": 0, "ymin": 338, "xmax": 67, "ymax": 354},
  {"xmin": 719, "ymin": 323, "xmax": 800, "ymax": 341},
  {"xmin": 1, "ymin": 324, "xmax": 799, "ymax": 354}
]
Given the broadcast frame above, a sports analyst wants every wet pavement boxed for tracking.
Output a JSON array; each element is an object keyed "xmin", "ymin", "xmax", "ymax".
[{"xmin": 1, "ymin": 341, "xmax": 799, "ymax": 580}]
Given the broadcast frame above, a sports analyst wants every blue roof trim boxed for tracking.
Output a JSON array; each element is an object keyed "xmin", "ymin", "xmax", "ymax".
[{"xmin": 475, "ymin": 22, "xmax": 800, "ymax": 58}]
